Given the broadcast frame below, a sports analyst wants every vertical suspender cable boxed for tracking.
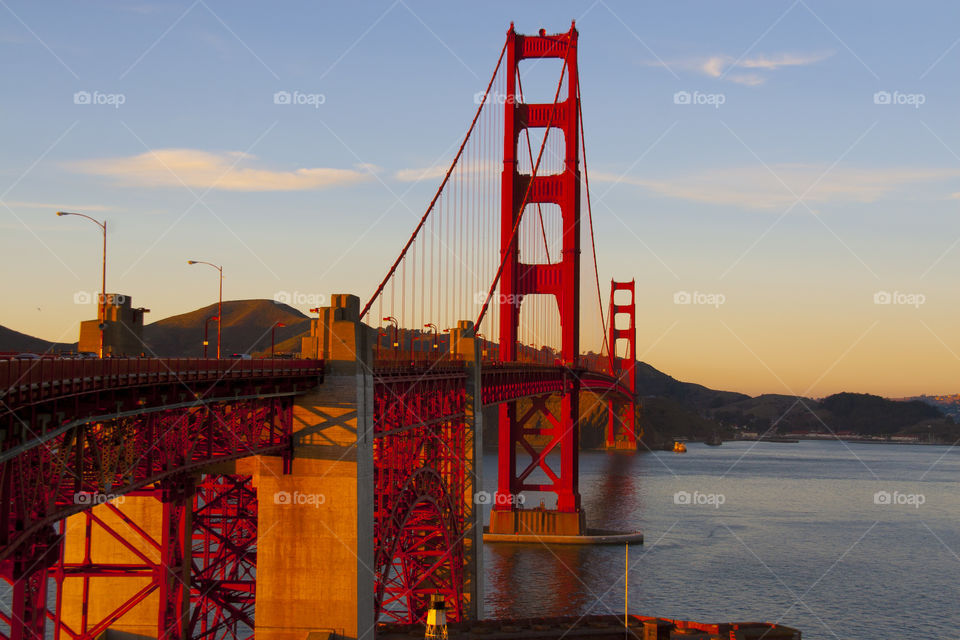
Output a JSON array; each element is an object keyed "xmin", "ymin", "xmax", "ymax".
[
  {"xmin": 578, "ymin": 80, "xmax": 613, "ymax": 371},
  {"xmin": 475, "ymin": 48, "xmax": 570, "ymax": 331},
  {"xmin": 361, "ymin": 41, "xmax": 507, "ymax": 320}
]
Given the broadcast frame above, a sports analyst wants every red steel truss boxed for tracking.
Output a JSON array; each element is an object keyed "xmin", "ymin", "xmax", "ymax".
[
  {"xmin": 497, "ymin": 23, "xmax": 583, "ymax": 515},
  {"xmin": 0, "ymin": 390, "xmax": 295, "ymax": 640},
  {"xmin": 606, "ymin": 280, "xmax": 639, "ymax": 447},
  {"xmin": 372, "ymin": 369, "xmax": 469, "ymax": 625},
  {"xmin": 0, "ymin": 395, "xmax": 294, "ymax": 564},
  {"xmin": 0, "ymin": 474, "xmax": 258, "ymax": 640},
  {"xmin": 189, "ymin": 475, "xmax": 257, "ymax": 640}
]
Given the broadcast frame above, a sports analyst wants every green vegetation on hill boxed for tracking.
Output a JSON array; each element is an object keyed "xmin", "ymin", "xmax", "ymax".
[
  {"xmin": 819, "ymin": 392, "xmax": 943, "ymax": 435},
  {"xmin": 711, "ymin": 394, "xmax": 828, "ymax": 433},
  {"xmin": 638, "ymin": 396, "xmax": 726, "ymax": 449}
]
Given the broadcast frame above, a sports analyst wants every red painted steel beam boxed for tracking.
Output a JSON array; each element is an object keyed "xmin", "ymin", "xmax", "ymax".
[
  {"xmin": 372, "ymin": 373, "xmax": 468, "ymax": 624},
  {"xmin": 0, "ymin": 395, "xmax": 295, "ymax": 567},
  {"xmin": 606, "ymin": 280, "xmax": 638, "ymax": 446},
  {"xmin": 495, "ymin": 23, "xmax": 583, "ymax": 515}
]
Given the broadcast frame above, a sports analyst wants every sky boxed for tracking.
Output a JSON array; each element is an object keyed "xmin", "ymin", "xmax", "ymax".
[{"xmin": 2, "ymin": 1, "xmax": 960, "ymax": 398}]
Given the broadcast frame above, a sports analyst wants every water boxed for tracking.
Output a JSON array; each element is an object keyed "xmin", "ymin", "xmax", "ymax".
[{"xmin": 481, "ymin": 441, "xmax": 960, "ymax": 639}]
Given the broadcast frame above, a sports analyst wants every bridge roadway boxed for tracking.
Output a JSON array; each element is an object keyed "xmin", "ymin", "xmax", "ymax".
[
  {"xmin": 0, "ymin": 355, "xmax": 629, "ymax": 561},
  {"xmin": 0, "ymin": 326, "xmax": 633, "ymax": 640}
]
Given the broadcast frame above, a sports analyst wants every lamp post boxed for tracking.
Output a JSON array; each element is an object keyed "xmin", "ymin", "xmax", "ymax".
[
  {"xmin": 271, "ymin": 322, "xmax": 286, "ymax": 358},
  {"xmin": 309, "ymin": 307, "xmax": 322, "ymax": 359},
  {"xmin": 383, "ymin": 316, "xmax": 399, "ymax": 356},
  {"xmin": 187, "ymin": 260, "xmax": 222, "ymax": 358},
  {"xmin": 57, "ymin": 211, "xmax": 106, "ymax": 358},
  {"xmin": 424, "ymin": 323, "xmax": 439, "ymax": 355},
  {"xmin": 476, "ymin": 332, "xmax": 487, "ymax": 360},
  {"xmin": 203, "ymin": 315, "xmax": 219, "ymax": 358}
]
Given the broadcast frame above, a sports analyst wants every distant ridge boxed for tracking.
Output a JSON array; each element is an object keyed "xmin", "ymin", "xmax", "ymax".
[{"xmin": 0, "ymin": 324, "xmax": 75, "ymax": 354}]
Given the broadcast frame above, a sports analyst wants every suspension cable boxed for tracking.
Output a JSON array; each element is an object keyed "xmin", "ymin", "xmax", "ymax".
[
  {"xmin": 361, "ymin": 40, "xmax": 508, "ymax": 320},
  {"xmin": 578, "ymin": 79, "xmax": 613, "ymax": 372},
  {"xmin": 474, "ymin": 46, "xmax": 570, "ymax": 331}
]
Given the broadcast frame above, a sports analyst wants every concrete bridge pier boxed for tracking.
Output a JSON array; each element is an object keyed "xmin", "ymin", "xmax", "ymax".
[{"xmin": 249, "ymin": 293, "xmax": 375, "ymax": 640}]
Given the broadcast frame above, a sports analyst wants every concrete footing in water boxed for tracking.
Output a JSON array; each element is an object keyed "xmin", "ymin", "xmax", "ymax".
[{"xmin": 482, "ymin": 527, "xmax": 644, "ymax": 545}]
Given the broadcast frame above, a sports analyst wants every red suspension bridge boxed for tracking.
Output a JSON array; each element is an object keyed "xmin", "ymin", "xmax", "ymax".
[{"xmin": 1, "ymin": 23, "xmax": 641, "ymax": 640}]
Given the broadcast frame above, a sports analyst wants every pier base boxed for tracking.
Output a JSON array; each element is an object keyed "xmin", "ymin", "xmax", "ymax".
[
  {"xmin": 605, "ymin": 439, "xmax": 639, "ymax": 451},
  {"xmin": 488, "ymin": 508, "xmax": 585, "ymax": 536}
]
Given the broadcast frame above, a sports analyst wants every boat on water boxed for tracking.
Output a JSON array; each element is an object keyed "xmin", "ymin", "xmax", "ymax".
[{"xmin": 672, "ymin": 441, "xmax": 687, "ymax": 453}]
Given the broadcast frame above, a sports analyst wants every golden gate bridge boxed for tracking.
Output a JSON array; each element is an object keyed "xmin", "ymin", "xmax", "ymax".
[{"xmin": 0, "ymin": 23, "xmax": 642, "ymax": 640}]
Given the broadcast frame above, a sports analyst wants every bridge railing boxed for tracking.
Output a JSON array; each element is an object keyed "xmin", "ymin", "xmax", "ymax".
[{"xmin": 1, "ymin": 357, "xmax": 324, "ymax": 411}]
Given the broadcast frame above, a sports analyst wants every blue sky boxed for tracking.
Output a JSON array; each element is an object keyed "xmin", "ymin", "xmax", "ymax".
[{"xmin": 3, "ymin": 1, "xmax": 960, "ymax": 396}]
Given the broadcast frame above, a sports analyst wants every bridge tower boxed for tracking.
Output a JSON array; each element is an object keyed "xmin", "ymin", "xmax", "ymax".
[
  {"xmin": 606, "ymin": 280, "xmax": 639, "ymax": 449},
  {"xmin": 492, "ymin": 23, "xmax": 584, "ymax": 535}
]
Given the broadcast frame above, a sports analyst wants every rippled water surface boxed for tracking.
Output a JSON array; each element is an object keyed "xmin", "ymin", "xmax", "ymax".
[{"xmin": 481, "ymin": 441, "xmax": 960, "ymax": 639}]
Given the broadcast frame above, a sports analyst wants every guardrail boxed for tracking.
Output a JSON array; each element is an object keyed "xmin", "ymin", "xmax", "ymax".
[{"xmin": 1, "ymin": 358, "xmax": 324, "ymax": 411}]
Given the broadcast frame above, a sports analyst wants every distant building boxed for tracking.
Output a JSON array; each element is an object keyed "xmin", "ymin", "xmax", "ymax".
[{"xmin": 79, "ymin": 294, "xmax": 149, "ymax": 356}]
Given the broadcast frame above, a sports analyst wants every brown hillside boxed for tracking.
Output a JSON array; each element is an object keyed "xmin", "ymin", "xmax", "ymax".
[
  {"xmin": 0, "ymin": 324, "xmax": 76, "ymax": 354},
  {"xmin": 143, "ymin": 299, "xmax": 309, "ymax": 357}
]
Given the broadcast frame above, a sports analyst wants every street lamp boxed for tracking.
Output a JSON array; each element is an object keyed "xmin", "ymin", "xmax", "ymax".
[
  {"xmin": 57, "ymin": 211, "xmax": 106, "ymax": 358},
  {"xmin": 309, "ymin": 307, "xmax": 322, "ymax": 359},
  {"xmin": 187, "ymin": 260, "xmax": 222, "ymax": 358},
  {"xmin": 203, "ymin": 315, "xmax": 219, "ymax": 358},
  {"xmin": 383, "ymin": 317, "xmax": 399, "ymax": 352},
  {"xmin": 271, "ymin": 322, "xmax": 286, "ymax": 358},
  {"xmin": 476, "ymin": 332, "xmax": 487, "ymax": 359},
  {"xmin": 424, "ymin": 323, "xmax": 439, "ymax": 352}
]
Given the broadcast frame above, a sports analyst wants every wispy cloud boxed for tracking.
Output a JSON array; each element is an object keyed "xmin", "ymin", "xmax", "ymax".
[
  {"xmin": 70, "ymin": 149, "xmax": 372, "ymax": 191},
  {"xmin": 4, "ymin": 201, "xmax": 112, "ymax": 211},
  {"xmin": 594, "ymin": 165, "xmax": 960, "ymax": 210},
  {"xmin": 394, "ymin": 162, "xmax": 498, "ymax": 183},
  {"xmin": 394, "ymin": 165, "xmax": 449, "ymax": 182},
  {"xmin": 647, "ymin": 51, "xmax": 834, "ymax": 85}
]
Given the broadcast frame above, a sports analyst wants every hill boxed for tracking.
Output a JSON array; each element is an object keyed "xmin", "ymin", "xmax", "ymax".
[
  {"xmin": 910, "ymin": 394, "xmax": 960, "ymax": 420},
  {"xmin": 142, "ymin": 299, "xmax": 310, "ymax": 357},
  {"xmin": 710, "ymin": 394, "xmax": 829, "ymax": 432},
  {"xmin": 0, "ymin": 324, "xmax": 76, "ymax": 354},
  {"xmin": 634, "ymin": 361, "xmax": 749, "ymax": 409},
  {"xmin": 819, "ymin": 392, "xmax": 943, "ymax": 436}
]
